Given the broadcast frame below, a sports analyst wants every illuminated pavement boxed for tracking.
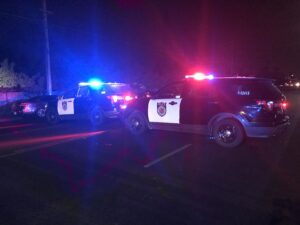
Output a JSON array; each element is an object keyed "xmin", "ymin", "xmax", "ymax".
[{"xmin": 0, "ymin": 92, "xmax": 300, "ymax": 225}]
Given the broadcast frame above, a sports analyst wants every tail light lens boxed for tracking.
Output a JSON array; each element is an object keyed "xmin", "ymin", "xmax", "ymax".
[
  {"xmin": 256, "ymin": 100, "xmax": 274, "ymax": 111},
  {"xmin": 257, "ymin": 100, "xmax": 288, "ymax": 112},
  {"xmin": 107, "ymin": 95, "xmax": 122, "ymax": 103},
  {"xmin": 124, "ymin": 95, "xmax": 133, "ymax": 101},
  {"xmin": 281, "ymin": 102, "xmax": 288, "ymax": 110},
  {"xmin": 107, "ymin": 95, "xmax": 135, "ymax": 103}
]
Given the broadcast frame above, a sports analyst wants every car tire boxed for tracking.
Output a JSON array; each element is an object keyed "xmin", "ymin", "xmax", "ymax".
[
  {"xmin": 46, "ymin": 108, "xmax": 60, "ymax": 125},
  {"xmin": 89, "ymin": 107, "xmax": 104, "ymax": 126},
  {"xmin": 212, "ymin": 118, "xmax": 245, "ymax": 148},
  {"xmin": 125, "ymin": 111, "xmax": 148, "ymax": 135}
]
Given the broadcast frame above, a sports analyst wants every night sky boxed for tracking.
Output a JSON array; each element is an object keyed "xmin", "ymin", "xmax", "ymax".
[{"xmin": 0, "ymin": 0, "xmax": 299, "ymax": 88}]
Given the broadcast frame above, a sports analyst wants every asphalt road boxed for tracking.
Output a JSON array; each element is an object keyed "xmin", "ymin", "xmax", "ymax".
[{"xmin": 1, "ymin": 92, "xmax": 300, "ymax": 225}]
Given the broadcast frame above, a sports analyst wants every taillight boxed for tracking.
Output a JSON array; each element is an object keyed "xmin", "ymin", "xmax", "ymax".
[
  {"xmin": 281, "ymin": 102, "xmax": 288, "ymax": 110},
  {"xmin": 107, "ymin": 95, "xmax": 123, "ymax": 103},
  {"xmin": 124, "ymin": 95, "xmax": 133, "ymax": 101},
  {"xmin": 107, "ymin": 94, "xmax": 135, "ymax": 104},
  {"xmin": 257, "ymin": 100, "xmax": 288, "ymax": 112},
  {"xmin": 256, "ymin": 100, "xmax": 274, "ymax": 111}
]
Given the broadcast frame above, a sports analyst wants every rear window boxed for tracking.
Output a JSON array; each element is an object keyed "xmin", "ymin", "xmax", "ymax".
[
  {"xmin": 105, "ymin": 84, "xmax": 132, "ymax": 94},
  {"xmin": 249, "ymin": 82, "xmax": 282, "ymax": 98},
  {"xmin": 217, "ymin": 80, "xmax": 283, "ymax": 100},
  {"xmin": 79, "ymin": 84, "xmax": 132, "ymax": 97}
]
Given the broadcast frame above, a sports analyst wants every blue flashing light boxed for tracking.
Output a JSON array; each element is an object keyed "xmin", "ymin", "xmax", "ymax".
[
  {"xmin": 207, "ymin": 74, "xmax": 214, "ymax": 80},
  {"xmin": 79, "ymin": 78, "xmax": 103, "ymax": 89},
  {"xmin": 88, "ymin": 79, "xmax": 103, "ymax": 89}
]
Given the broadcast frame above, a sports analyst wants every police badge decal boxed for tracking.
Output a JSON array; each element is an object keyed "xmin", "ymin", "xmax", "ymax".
[
  {"xmin": 157, "ymin": 102, "xmax": 167, "ymax": 117},
  {"xmin": 62, "ymin": 101, "xmax": 68, "ymax": 111}
]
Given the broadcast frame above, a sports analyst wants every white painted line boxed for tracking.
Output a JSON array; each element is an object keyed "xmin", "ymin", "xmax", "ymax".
[{"xmin": 144, "ymin": 144, "xmax": 192, "ymax": 168}]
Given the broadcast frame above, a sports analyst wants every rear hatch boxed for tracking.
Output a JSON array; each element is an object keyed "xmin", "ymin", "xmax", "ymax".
[
  {"xmin": 218, "ymin": 79, "xmax": 288, "ymax": 124},
  {"xmin": 243, "ymin": 80, "xmax": 288, "ymax": 123}
]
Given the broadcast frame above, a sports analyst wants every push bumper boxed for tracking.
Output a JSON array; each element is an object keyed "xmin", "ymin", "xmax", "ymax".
[{"xmin": 244, "ymin": 120, "xmax": 290, "ymax": 138}]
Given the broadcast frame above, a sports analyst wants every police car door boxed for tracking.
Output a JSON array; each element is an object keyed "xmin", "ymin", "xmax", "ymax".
[
  {"xmin": 148, "ymin": 82, "xmax": 183, "ymax": 124},
  {"xmin": 57, "ymin": 89, "xmax": 76, "ymax": 116}
]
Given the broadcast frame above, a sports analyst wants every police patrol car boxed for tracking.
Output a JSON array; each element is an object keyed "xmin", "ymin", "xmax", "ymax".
[
  {"xmin": 124, "ymin": 73, "xmax": 290, "ymax": 148},
  {"xmin": 46, "ymin": 80, "xmax": 134, "ymax": 125}
]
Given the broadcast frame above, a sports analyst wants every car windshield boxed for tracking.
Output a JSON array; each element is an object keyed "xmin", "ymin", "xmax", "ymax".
[
  {"xmin": 94, "ymin": 84, "xmax": 132, "ymax": 95},
  {"xmin": 104, "ymin": 84, "xmax": 132, "ymax": 94}
]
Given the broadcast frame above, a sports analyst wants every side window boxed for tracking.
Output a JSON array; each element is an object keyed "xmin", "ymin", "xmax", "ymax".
[
  {"xmin": 218, "ymin": 83, "xmax": 250, "ymax": 98},
  {"xmin": 77, "ymin": 86, "xmax": 90, "ymax": 98},
  {"xmin": 186, "ymin": 83, "xmax": 215, "ymax": 98},
  {"xmin": 63, "ymin": 89, "xmax": 77, "ymax": 99},
  {"xmin": 156, "ymin": 83, "xmax": 184, "ymax": 98}
]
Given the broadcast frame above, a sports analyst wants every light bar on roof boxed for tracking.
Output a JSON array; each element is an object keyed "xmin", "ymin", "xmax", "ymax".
[
  {"xmin": 185, "ymin": 72, "xmax": 214, "ymax": 80},
  {"xmin": 79, "ymin": 79, "xmax": 103, "ymax": 89}
]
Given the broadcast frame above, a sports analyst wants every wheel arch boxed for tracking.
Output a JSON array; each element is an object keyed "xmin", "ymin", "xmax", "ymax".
[{"xmin": 208, "ymin": 113, "xmax": 246, "ymax": 136}]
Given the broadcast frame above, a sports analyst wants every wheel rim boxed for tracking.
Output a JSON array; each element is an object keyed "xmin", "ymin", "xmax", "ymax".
[
  {"xmin": 217, "ymin": 124, "xmax": 237, "ymax": 144},
  {"xmin": 130, "ymin": 117, "xmax": 142, "ymax": 132}
]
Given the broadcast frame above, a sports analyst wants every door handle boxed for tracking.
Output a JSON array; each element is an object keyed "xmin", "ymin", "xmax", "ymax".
[
  {"xmin": 169, "ymin": 101, "xmax": 177, "ymax": 106},
  {"xmin": 208, "ymin": 101, "xmax": 219, "ymax": 104}
]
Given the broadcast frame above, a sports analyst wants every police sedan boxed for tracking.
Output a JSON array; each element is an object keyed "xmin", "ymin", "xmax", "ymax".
[
  {"xmin": 46, "ymin": 80, "xmax": 135, "ymax": 125},
  {"xmin": 123, "ymin": 73, "xmax": 290, "ymax": 148}
]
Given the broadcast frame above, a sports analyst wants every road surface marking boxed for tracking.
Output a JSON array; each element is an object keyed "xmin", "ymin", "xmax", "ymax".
[
  {"xmin": 0, "ymin": 131, "xmax": 105, "ymax": 159},
  {"xmin": 144, "ymin": 144, "xmax": 192, "ymax": 168}
]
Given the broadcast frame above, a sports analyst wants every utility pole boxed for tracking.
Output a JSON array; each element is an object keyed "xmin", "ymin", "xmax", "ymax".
[{"xmin": 42, "ymin": 0, "xmax": 52, "ymax": 95}]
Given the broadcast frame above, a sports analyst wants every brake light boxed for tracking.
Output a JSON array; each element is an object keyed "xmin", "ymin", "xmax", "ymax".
[
  {"xmin": 107, "ymin": 95, "xmax": 123, "ymax": 103},
  {"xmin": 256, "ymin": 100, "xmax": 274, "ymax": 111},
  {"xmin": 281, "ymin": 102, "xmax": 288, "ymax": 109},
  {"xmin": 107, "ymin": 95, "xmax": 134, "ymax": 103},
  {"xmin": 124, "ymin": 95, "xmax": 133, "ymax": 101}
]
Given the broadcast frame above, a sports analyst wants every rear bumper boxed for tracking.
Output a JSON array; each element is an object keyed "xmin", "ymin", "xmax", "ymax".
[{"xmin": 244, "ymin": 120, "xmax": 290, "ymax": 138}]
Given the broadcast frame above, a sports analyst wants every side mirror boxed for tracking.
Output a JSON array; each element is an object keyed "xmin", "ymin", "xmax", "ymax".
[{"xmin": 58, "ymin": 96, "xmax": 63, "ymax": 100}]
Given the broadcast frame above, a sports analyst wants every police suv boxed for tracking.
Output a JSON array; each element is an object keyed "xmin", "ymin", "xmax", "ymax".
[
  {"xmin": 46, "ymin": 81, "xmax": 135, "ymax": 125},
  {"xmin": 124, "ymin": 73, "xmax": 290, "ymax": 148}
]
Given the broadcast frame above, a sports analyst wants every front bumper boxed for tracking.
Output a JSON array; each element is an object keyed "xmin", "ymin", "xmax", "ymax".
[{"xmin": 244, "ymin": 120, "xmax": 290, "ymax": 138}]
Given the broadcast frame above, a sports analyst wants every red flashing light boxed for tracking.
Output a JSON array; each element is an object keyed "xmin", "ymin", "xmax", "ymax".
[
  {"xmin": 185, "ymin": 72, "xmax": 214, "ymax": 80},
  {"xmin": 281, "ymin": 102, "xmax": 288, "ymax": 109}
]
